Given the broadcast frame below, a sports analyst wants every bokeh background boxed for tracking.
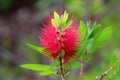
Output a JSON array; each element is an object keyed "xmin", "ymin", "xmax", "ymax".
[{"xmin": 0, "ymin": 0, "xmax": 120, "ymax": 80}]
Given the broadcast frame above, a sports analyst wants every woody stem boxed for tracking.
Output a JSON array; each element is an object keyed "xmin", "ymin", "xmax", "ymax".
[
  {"xmin": 96, "ymin": 59, "xmax": 120, "ymax": 80},
  {"xmin": 59, "ymin": 57, "xmax": 65, "ymax": 80},
  {"xmin": 79, "ymin": 49, "xmax": 87, "ymax": 80},
  {"xmin": 79, "ymin": 60, "xmax": 85, "ymax": 80}
]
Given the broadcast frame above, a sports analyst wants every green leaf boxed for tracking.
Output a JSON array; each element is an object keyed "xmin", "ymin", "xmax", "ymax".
[
  {"xmin": 52, "ymin": 11, "xmax": 71, "ymax": 28},
  {"xmin": 90, "ymin": 26, "xmax": 112, "ymax": 52},
  {"xmin": 61, "ymin": 11, "xmax": 68, "ymax": 23},
  {"xmin": 21, "ymin": 64, "xmax": 58, "ymax": 76},
  {"xmin": 39, "ymin": 71, "xmax": 57, "ymax": 76},
  {"xmin": 51, "ymin": 19, "xmax": 58, "ymax": 27},
  {"xmin": 65, "ymin": 21, "xmax": 72, "ymax": 27},
  {"xmin": 60, "ymin": 20, "xmax": 72, "ymax": 29},
  {"xmin": 79, "ymin": 39, "xmax": 93, "ymax": 61},
  {"xmin": 98, "ymin": 26, "xmax": 112, "ymax": 42},
  {"xmin": 60, "ymin": 11, "xmax": 71, "ymax": 28},
  {"xmin": 79, "ymin": 21, "xmax": 87, "ymax": 43},
  {"xmin": 21, "ymin": 64, "xmax": 51, "ymax": 71},
  {"xmin": 86, "ymin": 21, "xmax": 95, "ymax": 39},
  {"xmin": 51, "ymin": 11, "xmax": 61, "ymax": 27},
  {"xmin": 54, "ymin": 11, "xmax": 60, "ymax": 21},
  {"xmin": 26, "ymin": 43, "xmax": 44, "ymax": 53},
  {"xmin": 79, "ymin": 39, "xmax": 93, "ymax": 56},
  {"xmin": 87, "ymin": 23, "xmax": 101, "ymax": 39}
]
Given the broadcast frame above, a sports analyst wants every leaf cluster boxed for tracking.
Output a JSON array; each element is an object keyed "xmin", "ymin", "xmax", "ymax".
[
  {"xmin": 20, "ymin": 12, "xmax": 112, "ymax": 77},
  {"xmin": 51, "ymin": 11, "xmax": 72, "ymax": 28},
  {"xmin": 78, "ymin": 21, "xmax": 112, "ymax": 61}
]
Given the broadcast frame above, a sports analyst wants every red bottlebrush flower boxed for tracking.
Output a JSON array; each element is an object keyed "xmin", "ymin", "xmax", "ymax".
[{"xmin": 39, "ymin": 12, "xmax": 80, "ymax": 63}]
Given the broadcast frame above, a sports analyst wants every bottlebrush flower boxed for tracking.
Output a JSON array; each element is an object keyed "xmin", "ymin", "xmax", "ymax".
[{"xmin": 39, "ymin": 11, "xmax": 80, "ymax": 63}]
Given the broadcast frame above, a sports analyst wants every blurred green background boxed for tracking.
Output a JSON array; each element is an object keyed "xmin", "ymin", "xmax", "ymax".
[{"xmin": 0, "ymin": 0, "xmax": 120, "ymax": 80}]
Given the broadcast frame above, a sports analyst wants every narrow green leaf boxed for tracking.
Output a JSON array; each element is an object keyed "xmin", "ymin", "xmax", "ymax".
[
  {"xmin": 65, "ymin": 21, "xmax": 72, "ymax": 27},
  {"xmin": 21, "ymin": 64, "xmax": 51, "ymax": 71},
  {"xmin": 79, "ymin": 21, "xmax": 86, "ymax": 30},
  {"xmin": 39, "ymin": 71, "xmax": 57, "ymax": 76},
  {"xmin": 60, "ymin": 11, "xmax": 71, "ymax": 28},
  {"xmin": 51, "ymin": 11, "xmax": 61, "ymax": 27},
  {"xmin": 51, "ymin": 19, "xmax": 58, "ymax": 27},
  {"xmin": 90, "ymin": 26, "xmax": 112, "ymax": 52},
  {"xmin": 61, "ymin": 11, "xmax": 68, "ymax": 23},
  {"xmin": 54, "ymin": 11, "xmax": 60, "ymax": 21},
  {"xmin": 87, "ymin": 24, "xmax": 101, "ymax": 39},
  {"xmin": 26, "ymin": 43, "xmax": 44, "ymax": 53},
  {"xmin": 98, "ymin": 26, "xmax": 112, "ymax": 42},
  {"xmin": 86, "ymin": 21, "xmax": 96, "ymax": 39},
  {"xmin": 79, "ymin": 39, "xmax": 93, "ymax": 61},
  {"xmin": 79, "ymin": 21, "xmax": 87, "ymax": 43},
  {"xmin": 84, "ymin": 39, "xmax": 93, "ymax": 49},
  {"xmin": 60, "ymin": 20, "xmax": 72, "ymax": 28},
  {"xmin": 79, "ymin": 39, "xmax": 93, "ymax": 56}
]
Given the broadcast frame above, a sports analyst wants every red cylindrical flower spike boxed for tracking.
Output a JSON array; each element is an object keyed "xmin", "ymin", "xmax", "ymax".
[{"xmin": 39, "ymin": 11, "xmax": 80, "ymax": 63}]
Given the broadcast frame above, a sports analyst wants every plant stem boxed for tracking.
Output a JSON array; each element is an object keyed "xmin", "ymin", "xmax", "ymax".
[
  {"xmin": 96, "ymin": 59, "xmax": 120, "ymax": 80},
  {"xmin": 79, "ymin": 49, "xmax": 87, "ymax": 80},
  {"xmin": 79, "ymin": 60, "xmax": 84, "ymax": 80},
  {"xmin": 59, "ymin": 57, "xmax": 65, "ymax": 80}
]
